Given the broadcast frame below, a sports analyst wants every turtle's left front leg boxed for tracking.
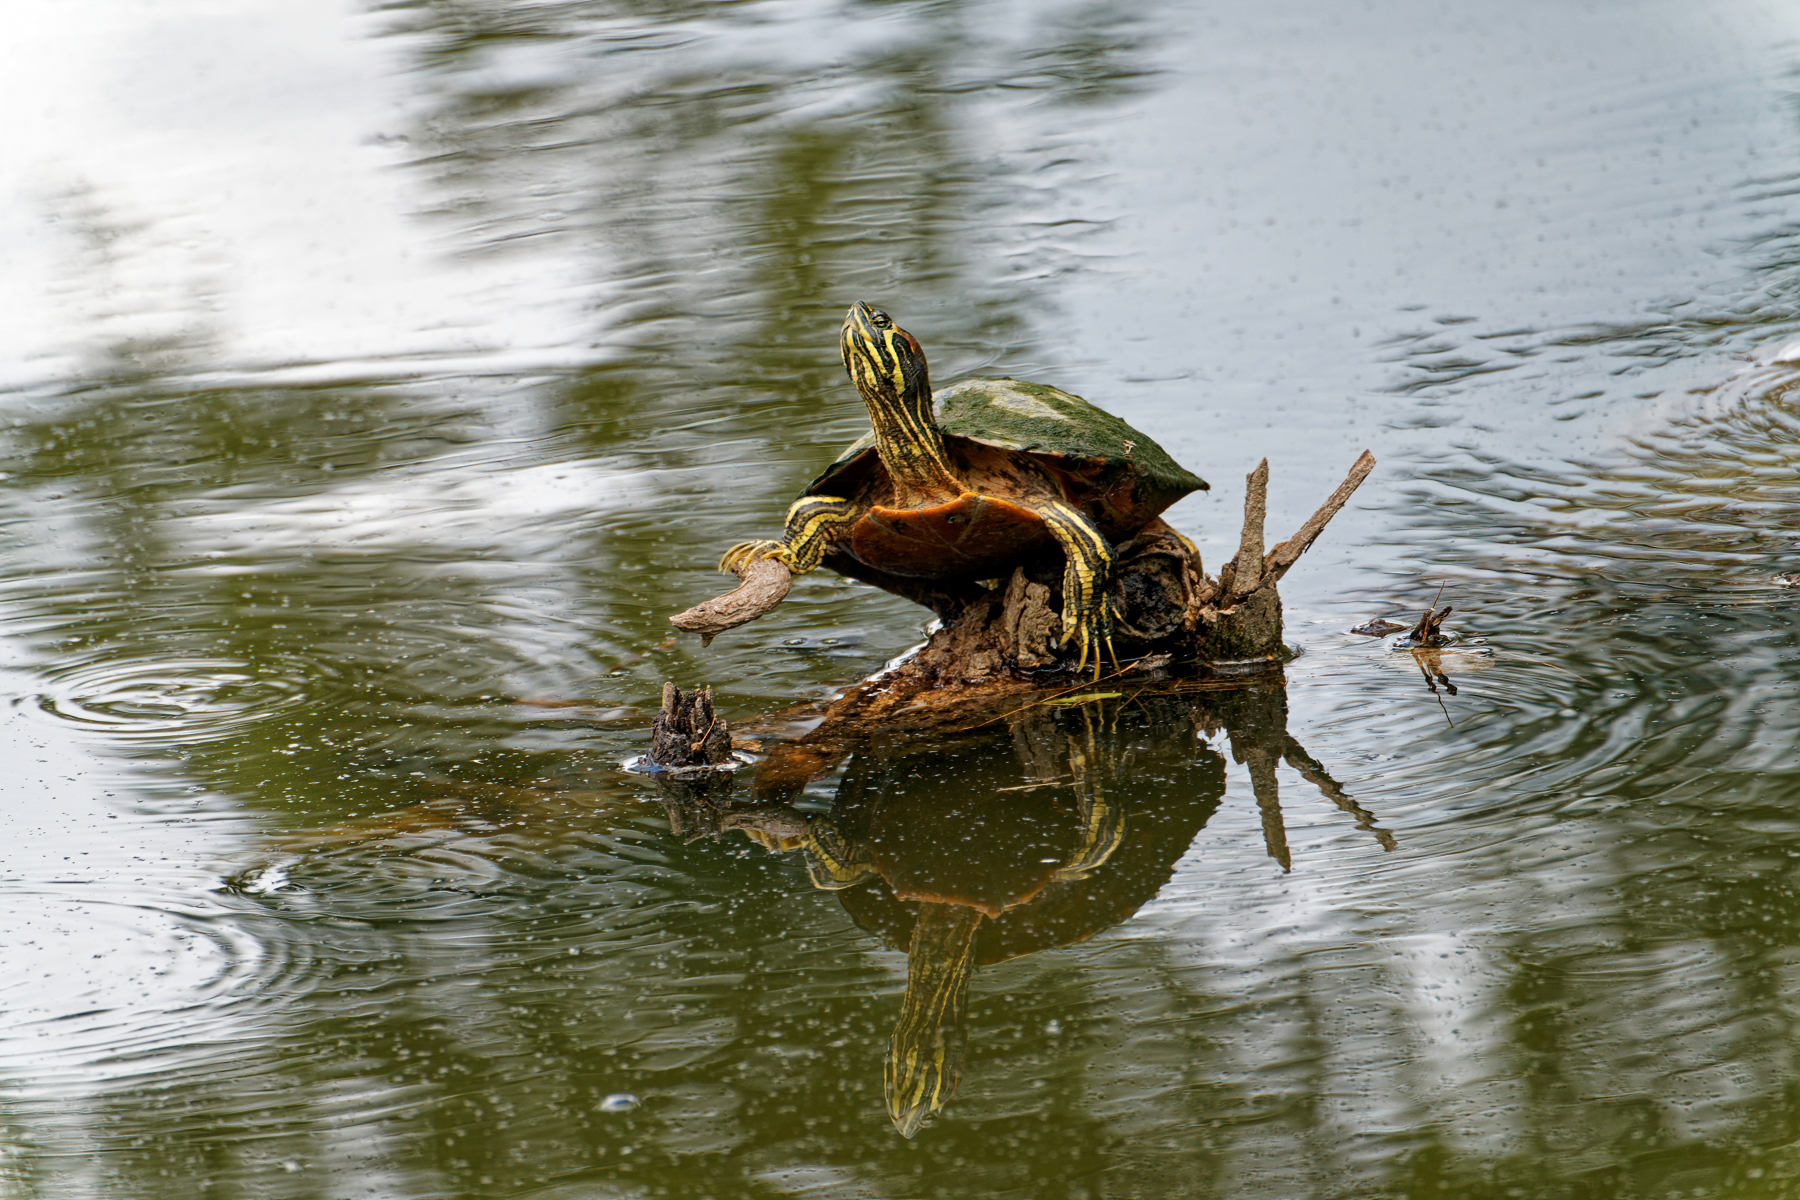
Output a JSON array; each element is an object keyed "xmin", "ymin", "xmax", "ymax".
[
  {"xmin": 799, "ymin": 816, "xmax": 879, "ymax": 890},
  {"xmin": 1035, "ymin": 499, "xmax": 1121, "ymax": 675},
  {"xmin": 722, "ymin": 495, "xmax": 860, "ymax": 576},
  {"xmin": 676, "ymin": 499, "xmax": 859, "ymax": 642}
]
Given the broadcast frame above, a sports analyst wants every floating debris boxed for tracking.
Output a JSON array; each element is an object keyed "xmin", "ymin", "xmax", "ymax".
[
  {"xmin": 1393, "ymin": 605, "xmax": 1454, "ymax": 649},
  {"xmin": 1350, "ymin": 617, "xmax": 1407, "ymax": 636},
  {"xmin": 1392, "ymin": 586, "xmax": 1456, "ymax": 650}
]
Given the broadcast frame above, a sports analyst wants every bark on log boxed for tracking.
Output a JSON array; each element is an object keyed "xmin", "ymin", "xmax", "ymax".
[
  {"xmin": 669, "ymin": 557, "xmax": 793, "ymax": 645},
  {"xmin": 647, "ymin": 682, "xmax": 733, "ymax": 768}
]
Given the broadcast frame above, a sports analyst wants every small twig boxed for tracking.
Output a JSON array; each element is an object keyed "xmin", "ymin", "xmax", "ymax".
[
  {"xmin": 993, "ymin": 778, "xmax": 1071, "ymax": 793},
  {"xmin": 944, "ymin": 661, "xmax": 1145, "ymax": 734}
]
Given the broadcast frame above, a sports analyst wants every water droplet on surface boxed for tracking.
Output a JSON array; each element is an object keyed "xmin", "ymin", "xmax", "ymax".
[{"xmin": 599, "ymin": 1093, "xmax": 639, "ymax": 1113}]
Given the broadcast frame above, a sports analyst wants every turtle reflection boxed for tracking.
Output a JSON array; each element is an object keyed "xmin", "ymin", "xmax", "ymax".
[{"xmin": 661, "ymin": 683, "xmax": 1394, "ymax": 1137}]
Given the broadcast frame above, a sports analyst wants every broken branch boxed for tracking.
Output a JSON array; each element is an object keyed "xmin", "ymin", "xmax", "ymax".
[
  {"xmin": 1262, "ymin": 449, "xmax": 1376, "ymax": 585},
  {"xmin": 670, "ymin": 556, "xmax": 794, "ymax": 645}
]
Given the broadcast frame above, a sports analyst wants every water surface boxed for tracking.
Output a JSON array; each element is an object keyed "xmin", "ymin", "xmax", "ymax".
[{"xmin": 5, "ymin": 0, "xmax": 1800, "ymax": 1196}]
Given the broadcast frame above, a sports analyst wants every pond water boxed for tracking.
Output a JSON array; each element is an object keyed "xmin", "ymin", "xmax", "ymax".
[{"xmin": 5, "ymin": 0, "xmax": 1800, "ymax": 1196}]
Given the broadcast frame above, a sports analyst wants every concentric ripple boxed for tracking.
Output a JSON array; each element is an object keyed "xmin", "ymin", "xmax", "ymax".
[
  {"xmin": 0, "ymin": 895, "xmax": 320, "ymax": 1092},
  {"xmin": 33, "ymin": 657, "xmax": 309, "ymax": 745}
]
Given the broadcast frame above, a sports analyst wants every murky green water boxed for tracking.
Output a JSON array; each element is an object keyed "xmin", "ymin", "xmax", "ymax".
[{"xmin": 6, "ymin": 0, "xmax": 1800, "ymax": 1196}]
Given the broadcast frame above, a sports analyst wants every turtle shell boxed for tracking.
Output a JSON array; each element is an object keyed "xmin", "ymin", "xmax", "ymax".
[{"xmin": 805, "ymin": 378, "xmax": 1207, "ymax": 507}]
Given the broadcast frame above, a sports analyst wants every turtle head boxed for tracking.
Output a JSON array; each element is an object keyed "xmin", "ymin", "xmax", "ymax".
[
  {"xmin": 886, "ymin": 903, "xmax": 981, "ymax": 1138},
  {"xmin": 839, "ymin": 302, "xmax": 962, "ymax": 502},
  {"xmin": 841, "ymin": 301, "xmax": 930, "ymax": 410}
]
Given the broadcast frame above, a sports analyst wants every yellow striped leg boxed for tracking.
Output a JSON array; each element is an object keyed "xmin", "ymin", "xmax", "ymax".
[
  {"xmin": 1052, "ymin": 728, "xmax": 1126, "ymax": 882},
  {"xmin": 721, "ymin": 495, "xmax": 860, "ymax": 575},
  {"xmin": 800, "ymin": 817, "xmax": 878, "ymax": 890},
  {"xmin": 1037, "ymin": 499, "xmax": 1120, "ymax": 677}
]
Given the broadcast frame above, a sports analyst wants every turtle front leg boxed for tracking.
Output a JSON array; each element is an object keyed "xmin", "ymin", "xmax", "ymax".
[
  {"xmin": 799, "ymin": 816, "xmax": 879, "ymax": 891},
  {"xmin": 1036, "ymin": 499, "xmax": 1121, "ymax": 676},
  {"xmin": 722, "ymin": 495, "xmax": 861, "ymax": 576}
]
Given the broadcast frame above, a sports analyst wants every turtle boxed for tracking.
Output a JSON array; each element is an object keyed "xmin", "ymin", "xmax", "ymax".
[
  {"xmin": 727, "ymin": 718, "xmax": 1130, "ymax": 1137},
  {"xmin": 723, "ymin": 302, "xmax": 1209, "ymax": 671},
  {"xmin": 719, "ymin": 700, "xmax": 1229, "ymax": 1137}
]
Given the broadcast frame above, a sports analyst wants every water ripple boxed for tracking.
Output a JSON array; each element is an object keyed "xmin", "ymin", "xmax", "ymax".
[
  {"xmin": 0, "ymin": 896, "xmax": 316, "ymax": 1092},
  {"xmin": 32, "ymin": 656, "xmax": 311, "ymax": 745}
]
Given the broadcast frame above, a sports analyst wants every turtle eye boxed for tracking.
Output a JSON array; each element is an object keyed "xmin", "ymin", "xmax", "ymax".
[{"xmin": 871, "ymin": 311, "xmax": 892, "ymax": 329}]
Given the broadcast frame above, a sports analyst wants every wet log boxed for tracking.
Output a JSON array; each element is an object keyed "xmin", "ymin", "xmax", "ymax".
[{"xmin": 647, "ymin": 682, "xmax": 732, "ymax": 768}]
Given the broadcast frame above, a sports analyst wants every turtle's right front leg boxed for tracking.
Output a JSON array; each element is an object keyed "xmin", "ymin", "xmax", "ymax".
[{"xmin": 722, "ymin": 496, "xmax": 860, "ymax": 576}]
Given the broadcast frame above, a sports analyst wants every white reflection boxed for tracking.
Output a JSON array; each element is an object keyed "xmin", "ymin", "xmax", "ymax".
[
  {"xmin": 174, "ymin": 459, "xmax": 661, "ymax": 556},
  {"xmin": 0, "ymin": 0, "xmax": 603, "ymax": 390}
]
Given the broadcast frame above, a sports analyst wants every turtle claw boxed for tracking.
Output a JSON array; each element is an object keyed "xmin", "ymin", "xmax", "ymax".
[
  {"xmin": 1059, "ymin": 593, "xmax": 1124, "ymax": 679},
  {"xmin": 720, "ymin": 540, "xmax": 789, "ymax": 574}
]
